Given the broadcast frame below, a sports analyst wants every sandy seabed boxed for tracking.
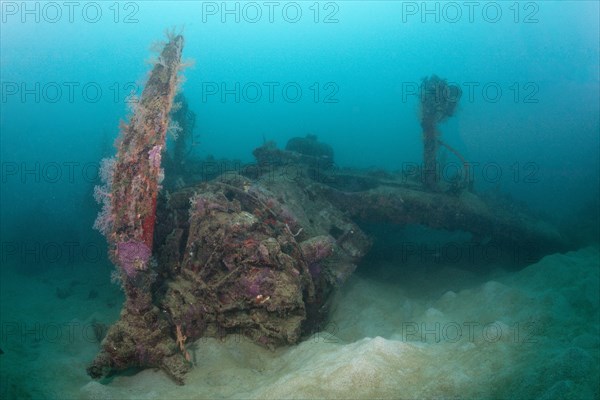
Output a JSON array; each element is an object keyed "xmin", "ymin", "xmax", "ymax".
[{"xmin": 1, "ymin": 246, "xmax": 598, "ymax": 399}]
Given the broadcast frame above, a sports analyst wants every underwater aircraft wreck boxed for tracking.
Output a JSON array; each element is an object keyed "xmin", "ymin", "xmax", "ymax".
[{"xmin": 88, "ymin": 35, "xmax": 566, "ymax": 384}]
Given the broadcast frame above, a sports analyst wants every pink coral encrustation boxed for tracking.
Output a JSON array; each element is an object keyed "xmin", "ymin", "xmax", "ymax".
[
  {"xmin": 117, "ymin": 240, "xmax": 152, "ymax": 278},
  {"xmin": 148, "ymin": 145, "xmax": 162, "ymax": 169}
]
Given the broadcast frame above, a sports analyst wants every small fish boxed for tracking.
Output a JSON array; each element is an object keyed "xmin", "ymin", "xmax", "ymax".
[{"xmin": 0, "ymin": 348, "xmax": 4, "ymax": 355}]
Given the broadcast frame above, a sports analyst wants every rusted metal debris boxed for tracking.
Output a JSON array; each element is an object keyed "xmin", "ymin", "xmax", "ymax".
[{"xmin": 88, "ymin": 33, "xmax": 189, "ymax": 383}]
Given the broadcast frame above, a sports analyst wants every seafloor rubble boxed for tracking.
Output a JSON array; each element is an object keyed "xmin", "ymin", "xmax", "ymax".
[{"xmin": 87, "ymin": 35, "xmax": 566, "ymax": 384}]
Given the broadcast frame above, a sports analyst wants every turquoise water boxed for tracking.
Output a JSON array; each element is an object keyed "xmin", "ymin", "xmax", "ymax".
[{"xmin": 1, "ymin": 1, "xmax": 598, "ymax": 399}]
